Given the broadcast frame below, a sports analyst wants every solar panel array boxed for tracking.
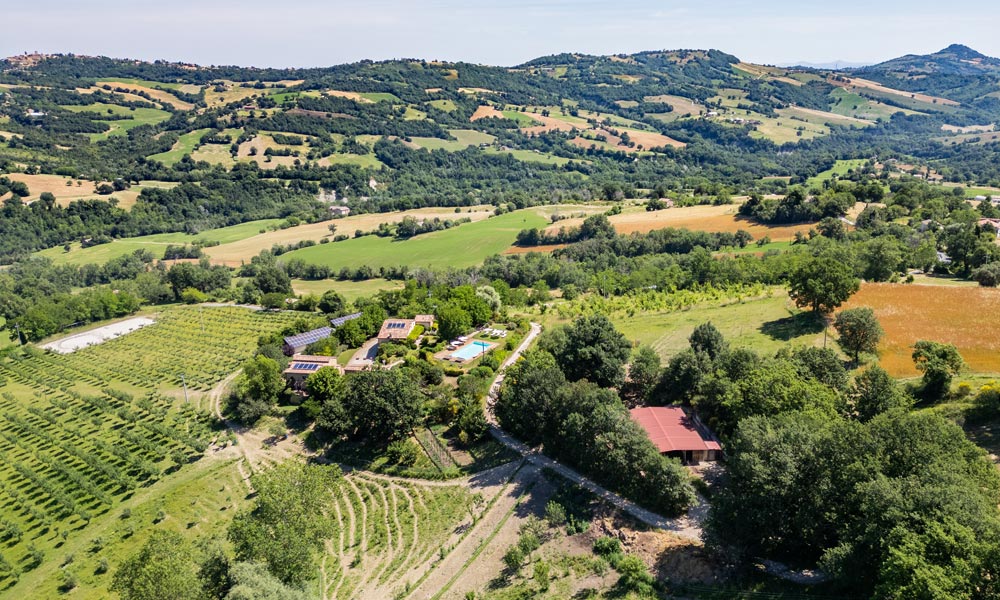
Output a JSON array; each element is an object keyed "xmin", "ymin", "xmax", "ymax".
[
  {"xmin": 284, "ymin": 327, "xmax": 333, "ymax": 349},
  {"xmin": 387, "ymin": 321, "xmax": 407, "ymax": 329},
  {"xmin": 291, "ymin": 363, "xmax": 321, "ymax": 371},
  {"xmin": 330, "ymin": 312, "xmax": 362, "ymax": 328}
]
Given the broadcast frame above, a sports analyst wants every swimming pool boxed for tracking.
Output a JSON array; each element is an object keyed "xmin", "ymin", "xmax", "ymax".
[{"xmin": 450, "ymin": 340, "xmax": 493, "ymax": 361}]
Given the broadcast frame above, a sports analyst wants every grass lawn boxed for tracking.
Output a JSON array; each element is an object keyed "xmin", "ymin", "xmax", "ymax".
[
  {"xmin": 148, "ymin": 128, "xmax": 213, "ymax": 165},
  {"xmin": 320, "ymin": 152, "xmax": 385, "ymax": 169},
  {"xmin": 500, "ymin": 110, "xmax": 541, "ymax": 126},
  {"xmin": 282, "ymin": 209, "xmax": 548, "ymax": 271},
  {"xmin": 36, "ymin": 219, "xmax": 283, "ymax": 265},
  {"xmin": 828, "ymin": 87, "xmax": 922, "ymax": 121},
  {"xmin": 612, "ymin": 292, "xmax": 826, "ymax": 360},
  {"xmin": 290, "ymin": 278, "xmax": 405, "ymax": 301},
  {"xmin": 97, "ymin": 77, "xmax": 186, "ymax": 91},
  {"xmin": 62, "ymin": 103, "xmax": 172, "ymax": 140}
]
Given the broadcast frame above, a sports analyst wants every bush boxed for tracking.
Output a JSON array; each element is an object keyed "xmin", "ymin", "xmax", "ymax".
[
  {"xmin": 593, "ymin": 536, "xmax": 622, "ymax": 556},
  {"xmin": 385, "ymin": 439, "xmax": 420, "ymax": 466},
  {"xmin": 502, "ymin": 546, "xmax": 525, "ymax": 572}
]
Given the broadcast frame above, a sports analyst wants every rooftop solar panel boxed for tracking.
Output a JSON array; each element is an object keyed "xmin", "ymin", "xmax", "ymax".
[{"xmin": 291, "ymin": 363, "xmax": 321, "ymax": 371}]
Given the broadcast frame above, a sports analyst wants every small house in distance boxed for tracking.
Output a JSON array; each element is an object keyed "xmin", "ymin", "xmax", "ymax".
[
  {"xmin": 328, "ymin": 206, "xmax": 351, "ymax": 217},
  {"xmin": 377, "ymin": 319, "xmax": 416, "ymax": 342},
  {"xmin": 283, "ymin": 354, "xmax": 341, "ymax": 391},
  {"xmin": 629, "ymin": 406, "xmax": 721, "ymax": 464}
]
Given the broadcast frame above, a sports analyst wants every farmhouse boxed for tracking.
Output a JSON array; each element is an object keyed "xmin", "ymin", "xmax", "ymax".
[
  {"xmin": 377, "ymin": 319, "xmax": 416, "ymax": 342},
  {"xmin": 329, "ymin": 205, "xmax": 351, "ymax": 217},
  {"xmin": 978, "ymin": 218, "xmax": 1000, "ymax": 238},
  {"xmin": 629, "ymin": 406, "xmax": 721, "ymax": 464},
  {"xmin": 282, "ymin": 354, "xmax": 341, "ymax": 391}
]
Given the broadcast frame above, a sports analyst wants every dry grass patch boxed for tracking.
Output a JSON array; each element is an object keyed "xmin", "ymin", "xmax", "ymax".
[
  {"xmin": 503, "ymin": 243, "xmax": 568, "ymax": 254},
  {"xmin": 325, "ymin": 90, "xmax": 374, "ymax": 103},
  {"xmin": 204, "ymin": 206, "xmax": 496, "ymax": 265},
  {"xmin": 470, "ymin": 105, "xmax": 504, "ymax": 121},
  {"xmin": 0, "ymin": 173, "xmax": 160, "ymax": 209},
  {"xmin": 95, "ymin": 81, "xmax": 194, "ymax": 110},
  {"xmin": 832, "ymin": 77, "xmax": 959, "ymax": 106},
  {"xmin": 545, "ymin": 204, "xmax": 810, "ymax": 241},
  {"xmin": 644, "ymin": 94, "xmax": 703, "ymax": 117},
  {"xmin": 841, "ymin": 283, "xmax": 1000, "ymax": 377}
]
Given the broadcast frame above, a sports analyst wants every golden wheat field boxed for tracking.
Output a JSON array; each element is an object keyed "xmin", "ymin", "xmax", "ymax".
[{"xmin": 841, "ymin": 283, "xmax": 1000, "ymax": 377}]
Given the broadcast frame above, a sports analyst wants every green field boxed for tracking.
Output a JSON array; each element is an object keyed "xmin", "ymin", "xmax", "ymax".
[
  {"xmin": 410, "ymin": 129, "xmax": 496, "ymax": 151},
  {"xmin": 322, "ymin": 152, "xmax": 385, "ymax": 168},
  {"xmin": 500, "ymin": 110, "xmax": 541, "ymax": 126},
  {"xmin": 290, "ymin": 278, "xmax": 405, "ymax": 300},
  {"xmin": 484, "ymin": 147, "xmax": 578, "ymax": 165},
  {"xmin": 36, "ymin": 219, "xmax": 282, "ymax": 266},
  {"xmin": 61, "ymin": 104, "xmax": 172, "ymax": 140},
  {"xmin": 612, "ymin": 292, "xmax": 825, "ymax": 360},
  {"xmin": 148, "ymin": 128, "xmax": 213, "ymax": 165},
  {"xmin": 427, "ymin": 99, "xmax": 457, "ymax": 112},
  {"xmin": 282, "ymin": 209, "xmax": 548, "ymax": 271},
  {"xmin": 97, "ymin": 78, "xmax": 186, "ymax": 91},
  {"xmin": 806, "ymin": 159, "xmax": 869, "ymax": 187},
  {"xmin": 360, "ymin": 92, "xmax": 401, "ymax": 102},
  {"xmin": 828, "ymin": 87, "xmax": 922, "ymax": 121},
  {"xmin": 0, "ymin": 306, "xmax": 300, "ymax": 597}
]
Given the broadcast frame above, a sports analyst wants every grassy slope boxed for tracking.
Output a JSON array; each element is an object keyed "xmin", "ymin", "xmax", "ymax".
[
  {"xmin": 282, "ymin": 210, "xmax": 547, "ymax": 271},
  {"xmin": 36, "ymin": 219, "xmax": 283, "ymax": 266},
  {"xmin": 148, "ymin": 128, "xmax": 213, "ymax": 165},
  {"xmin": 61, "ymin": 104, "xmax": 171, "ymax": 141},
  {"xmin": 806, "ymin": 159, "xmax": 868, "ymax": 187},
  {"xmin": 290, "ymin": 278, "xmax": 405, "ymax": 301}
]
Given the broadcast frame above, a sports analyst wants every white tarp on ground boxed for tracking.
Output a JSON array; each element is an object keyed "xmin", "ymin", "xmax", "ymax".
[{"xmin": 41, "ymin": 317, "xmax": 155, "ymax": 354}]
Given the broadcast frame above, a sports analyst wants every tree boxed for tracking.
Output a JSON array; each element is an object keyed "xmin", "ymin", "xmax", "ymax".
[
  {"xmin": 253, "ymin": 264, "xmax": 292, "ymax": 295},
  {"xmin": 317, "ymin": 290, "xmax": 345, "ymax": 314},
  {"xmin": 224, "ymin": 562, "xmax": 310, "ymax": 600},
  {"xmin": 542, "ymin": 315, "xmax": 632, "ymax": 388},
  {"xmin": 436, "ymin": 302, "xmax": 472, "ymax": 341},
  {"xmin": 304, "ymin": 366, "xmax": 341, "ymax": 402},
  {"xmin": 624, "ymin": 345, "xmax": 661, "ymax": 403},
  {"xmin": 233, "ymin": 356, "xmax": 285, "ymax": 424},
  {"xmin": 341, "ymin": 369, "xmax": 422, "ymax": 442},
  {"xmin": 853, "ymin": 365, "xmax": 911, "ymax": 421},
  {"xmin": 912, "ymin": 340, "xmax": 965, "ymax": 400},
  {"xmin": 111, "ymin": 531, "xmax": 204, "ymax": 600},
  {"xmin": 788, "ymin": 256, "xmax": 860, "ymax": 315},
  {"xmin": 229, "ymin": 463, "xmax": 340, "ymax": 586},
  {"xmin": 834, "ymin": 307, "xmax": 884, "ymax": 363},
  {"xmin": 494, "ymin": 350, "xmax": 567, "ymax": 445},
  {"xmin": 689, "ymin": 322, "xmax": 727, "ymax": 361}
]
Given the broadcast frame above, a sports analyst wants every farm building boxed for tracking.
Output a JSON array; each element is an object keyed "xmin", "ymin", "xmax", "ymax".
[
  {"xmin": 282, "ymin": 354, "xmax": 341, "ymax": 391},
  {"xmin": 282, "ymin": 312, "xmax": 362, "ymax": 355},
  {"xmin": 978, "ymin": 218, "xmax": 1000, "ymax": 238},
  {"xmin": 414, "ymin": 314, "xmax": 435, "ymax": 329},
  {"xmin": 329, "ymin": 205, "xmax": 351, "ymax": 217},
  {"xmin": 629, "ymin": 406, "xmax": 721, "ymax": 464}
]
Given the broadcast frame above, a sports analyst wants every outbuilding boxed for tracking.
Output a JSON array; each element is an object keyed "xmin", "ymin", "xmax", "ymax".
[{"xmin": 629, "ymin": 406, "xmax": 721, "ymax": 464}]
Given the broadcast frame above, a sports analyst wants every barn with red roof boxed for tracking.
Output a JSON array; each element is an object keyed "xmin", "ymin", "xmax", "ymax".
[{"xmin": 629, "ymin": 406, "xmax": 721, "ymax": 464}]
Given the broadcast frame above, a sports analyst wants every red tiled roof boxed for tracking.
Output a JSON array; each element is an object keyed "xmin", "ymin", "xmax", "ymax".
[{"xmin": 629, "ymin": 406, "xmax": 721, "ymax": 453}]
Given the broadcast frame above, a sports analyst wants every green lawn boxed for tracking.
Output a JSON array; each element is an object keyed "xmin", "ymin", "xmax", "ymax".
[
  {"xmin": 828, "ymin": 87, "xmax": 922, "ymax": 121},
  {"xmin": 290, "ymin": 278, "xmax": 405, "ymax": 301},
  {"xmin": 36, "ymin": 219, "xmax": 283, "ymax": 265},
  {"xmin": 323, "ymin": 152, "xmax": 385, "ymax": 168},
  {"xmin": 97, "ymin": 77, "xmax": 186, "ymax": 91},
  {"xmin": 410, "ymin": 129, "xmax": 496, "ymax": 151},
  {"xmin": 282, "ymin": 209, "xmax": 548, "ymax": 270},
  {"xmin": 62, "ymin": 104, "xmax": 172, "ymax": 140},
  {"xmin": 148, "ymin": 128, "xmax": 213, "ymax": 165},
  {"xmin": 501, "ymin": 110, "xmax": 541, "ymax": 126},
  {"xmin": 613, "ymin": 292, "xmax": 826, "ymax": 360}
]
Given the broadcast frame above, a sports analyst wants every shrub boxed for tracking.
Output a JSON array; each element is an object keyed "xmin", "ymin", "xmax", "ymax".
[
  {"xmin": 593, "ymin": 536, "xmax": 622, "ymax": 556},
  {"xmin": 385, "ymin": 439, "xmax": 420, "ymax": 466}
]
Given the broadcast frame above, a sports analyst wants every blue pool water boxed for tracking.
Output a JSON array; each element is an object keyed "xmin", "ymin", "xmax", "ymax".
[{"xmin": 451, "ymin": 340, "xmax": 493, "ymax": 361}]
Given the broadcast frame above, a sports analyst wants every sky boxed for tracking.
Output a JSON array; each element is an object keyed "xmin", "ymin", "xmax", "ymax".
[{"xmin": 4, "ymin": 0, "xmax": 1000, "ymax": 68}]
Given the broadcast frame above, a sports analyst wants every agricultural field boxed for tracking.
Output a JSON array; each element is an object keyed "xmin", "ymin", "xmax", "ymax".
[
  {"xmin": 203, "ymin": 206, "xmax": 496, "ymax": 266},
  {"xmin": 94, "ymin": 80, "xmax": 194, "ymax": 110},
  {"xmin": 841, "ymin": 283, "xmax": 1000, "ymax": 377},
  {"xmin": 545, "ymin": 204, "xmax": 812, "ymax": 242},
  {"xmin": 36, "ymin": 218, "xmax": 282, "ymax": 266},
  {"xmin": 281, "ymin": 210, "xmax": 548, "ymax": 271},
  {"xmin": 409, "ymin": 129, "xmax": 495, "ymax": 151},
  {"xmin": 806, "ymin": 159, "xmax": 869, "ymax": 187},
  {"xmin": 0, "ymin": 306, "xmax": 301, "ymax": 597},
  {"xmin": 147, "ymin": 128, "xmax": 213, "ymax": 165},
  {"xmin": 290, "ymin": 278, "xmax": 405, "ymax": 301},
  {"xmin": 427, "ymin": 99, "xmax": 457, "ymax": 112},
  {"xmin": 828, "ymin": 87, "xmax": 923, "ymax": 121},
  {"xmin": 1, "ymin": 174, "xmax": 176, "ymax": 210},
  {"xmin": 60, "ymin": 103, "xmax": 171, "ymax": 140}
]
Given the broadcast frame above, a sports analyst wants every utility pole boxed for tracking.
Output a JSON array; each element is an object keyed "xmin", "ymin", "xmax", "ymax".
[{"xmin": 181, "ymin": 374, "xmax": 189, "ymax": 404}]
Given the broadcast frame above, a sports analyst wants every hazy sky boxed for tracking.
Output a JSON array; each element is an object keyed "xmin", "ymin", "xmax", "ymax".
[{"xmin": 4, "ymin": 0, "xmax": 1000, "ymax": 68}]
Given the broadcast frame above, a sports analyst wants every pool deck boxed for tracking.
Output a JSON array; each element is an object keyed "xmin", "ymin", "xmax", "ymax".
[{"xmin": 436, "ymin": 338, "xmax": 497, "ymax": 364}]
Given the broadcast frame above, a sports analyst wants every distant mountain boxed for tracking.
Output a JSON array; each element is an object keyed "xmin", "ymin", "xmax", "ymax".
[{"xmin": 863, "ymin": 44, "xmax": 1000, "ymax": 76}]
